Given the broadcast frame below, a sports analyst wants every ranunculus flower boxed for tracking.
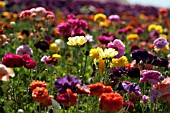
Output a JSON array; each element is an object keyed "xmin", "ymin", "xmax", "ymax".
[
  {"xmin": 2, "ymin": 53, "xmax": 23, "ymax": 67},
  {"xmin": 120, "ymin": 81, "xmax": 141, "ymax": 96},
  {"xmin": 142, "ymin": 95, "xmax": 149, "ymax": 104},
  {"xmin": 153, "ymin": 77, "xmax": 170, "ymax": 102},
  {"xmin": 55, "ymin": 39, "xmax": 66, "ymax": 48},
  {"xmin": 67, "ymin": 36, "xmax": 87, "ymax": 46},
  {"xmin": 153, "ymin": 37, "xmax": 169, "ymax": 49},
  {"xmin": 140, "ymin": 70, "xmax": 163, "ymax": 85},
  {"xmin": 22, "ymin": 54, "xmax": 36, "ymax": 69},
  {"xmin": 16, "ymin": 45, "xmax": 33, "ymax": 56},
  {"xmin": 32, "ymin": 87, "xmax": 49, "ymax": 103},
  {"xmin": 107, "ymin": 39, "xmax": 125, "ymax": 58},
  {"xmin": 108, "ymin": 14, "xmax": 120, "ymax": 22},
  {"xmin": 88, "ymin": 82, "xmax": 112, "ymax": 96},
  {"xmin": 99, "ymin": 92, "xmax": 124, "ymax": 112},
  {"xmin": 54, "ymin": 75, "xmax": 82, "ymax": 94},
  {"xmin": 34, "ymin": 40, "xmax": 49, "ymax": 52},
  {"xmin": 57, "ymin": 89, "xmax": 77, "ymax": 106},
  {"xmin": 30, "ymin": 80, "xmax": 46, "ymax": 91},
  {"xmin": 0, "ymin": 64, "xmax": 15, "ymax": 81}
]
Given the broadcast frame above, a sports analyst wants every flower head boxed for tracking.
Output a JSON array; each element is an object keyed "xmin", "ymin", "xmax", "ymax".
[
  {"xmin": 94, "ymin": 13, "xmax": 107, "ymax": 23},
  {"xmin": 107, "ymin": 39, "xmax": 125, "ymax": 58},
  {"xmin": 140, "ymin": 70, "xmax": 163, "ymax": 85},
  {"xmin": 88, "ymin": 82, "xmax": 112, "ymax": 96},
  {"xmin": 55, "ymin": 39, "xmax": 66, "ymax": 48},
  {"xmin": 108, "ymin": 14, "xmax": 120, "ymax": 22},
  {"xmin": 98, "ymin": 48, "xmax": 118, "ymax": 59},
  {"xmin": 30, "ymin": 80, "xmax": 46, "ymax": 91},
  {"xmin": 99, "ymin": 92, "xmax": 124, "ymax": 112},
  {"xmin": 120, "ymin": 81, "xmax": 141, "ymax": 96},
  {"xmin": 67, "ymin": 36, "xmax": 87, "ymax": 46},
  {"xmin": 50, "ymin": 43, "xmax": 60, "ymax": 53},
  {"xmin": 153, "ymin": 77, "xmax": 170, "ymax": 102},
  {"xmin": 16, "ymin": 45, "xmax": 33, "ymax": 56},
  {"xmin": 110, "ymin": 56, "xmax": 128, "ymax": 68},
  {"xmin": 57, "ymin": 89, "xmax": 77, "ymax": 106},
  {"xmin": 154, "ymin": 37, "xmax": 169, "ymax": 49},
  {"xmin": 54, "ymin": 75, "xmax": 82, "ymax": 94},
  {"xmin": 2, "ymin": 53, "xmax": 23, "ymax": 67},
  {"xmin": 89, "ymin": 47, "xmax": 102, "ymax": 59},
  {"xmin": 34, "ymin": 40, "xmax": 49, "ymax": 52},
  {"xmin": 0, "ymin": 64, "xmax": 15, "ymax": 81},
  {"xmin": 32, "ymin": 87, "xmax": 49, "ymax": 103},
  {"xmin": 126, "ymin": 34, "xmax": 139, "ymax": 42}
]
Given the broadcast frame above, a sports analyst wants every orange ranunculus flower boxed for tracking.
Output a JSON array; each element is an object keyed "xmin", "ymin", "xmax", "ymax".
[
  {"xmin": 30, "ymin": 80, "xmax": 46, "ymax": 91},
  {"xmin": 57, "ymin": 89, "xmax": 77, "ymax": 106},
  {"xmin": 125, "ymin": 25, "xmax": 134, "ymax": 32},
  {"xmin": 32, "ymin": 87, "xmax": 49, "ymax": 103},
  {"xmin": 88, "ymin": 82, "xmax": 112, "ymax": 96},
  {"xmin": 88, "ymin": 82, "xmax": 104, "ymax": 96},
  {"xmin": 99, "ymin": 92, "xmax": 124, "ymax": 112}
]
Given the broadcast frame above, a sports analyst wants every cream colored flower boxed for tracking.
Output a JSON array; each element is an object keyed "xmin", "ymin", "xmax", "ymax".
[
  {"xmin": 67, "ymin": 36, "xmax": 87, "ymax": 46},
  {"xmin": 99, "ymin": 48, "xmax": 118, "ymax": 59}
]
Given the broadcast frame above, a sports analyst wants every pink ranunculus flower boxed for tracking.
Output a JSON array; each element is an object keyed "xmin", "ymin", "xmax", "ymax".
[
  {"xmin": 140, "ymin": 70, "xmax": 163, "ymax": 85},
  {"xmin": 16, "ymin": 45, "xmax": 33, "ymax": 56},
  {"xmin": 107, "ymin": 39, "xmax": 125, "ymax": 58},
  {"xmin": 153, "ymin": 77, "xmax": 170, "ymax": 102},
  {"xmin": 108, "ymin": 14, "xmax": 120, "ymax": 22}
]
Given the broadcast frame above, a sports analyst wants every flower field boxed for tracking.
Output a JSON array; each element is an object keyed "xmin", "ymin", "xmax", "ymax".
[{"xmin": 0, "ymin": 1, "xmax": 170, "ymax": 113}]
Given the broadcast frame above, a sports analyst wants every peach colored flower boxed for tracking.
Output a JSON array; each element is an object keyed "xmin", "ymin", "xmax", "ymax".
[
  {"xmin": 153, "ymin": 77, "xmax": 170, "ymax": 102},
  {"xmin": 0, "ymin": 64, "xmax": 15, "ymax": 81},
  {"xmin": 30, "ymin": 80, "xmax": 46, "ymax": 91}
]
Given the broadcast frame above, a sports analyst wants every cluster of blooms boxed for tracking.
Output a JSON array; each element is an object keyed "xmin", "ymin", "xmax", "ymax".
[
  {"xmin": 19, "ymin": 7, "xmax": 55, "ymax": 21},
  {"xmin": 30, "ymin": 80, "xmax": 54, "ymax": 107},
  {"xmin": 2, "ymin": 53, "xmax": 36, "ymax": 69},
  {"xmin": 56, "ymin": 14, "xmax": 88, "ymax": 37},
  {"xmin": 53, "ymin": 74, "xmax": 124, "ymax": 112}
]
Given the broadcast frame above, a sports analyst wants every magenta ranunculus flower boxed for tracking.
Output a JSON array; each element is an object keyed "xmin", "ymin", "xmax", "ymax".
[
  {"xmin": 107, "ymin": 39, "xmax": 125, "ymax": 58},
  {"xmin": 142, "ymin": 95, "xmax": 149, "ymax": 104},
  {"xmin": 153, "ymin": 37, "xmax": 169, "ymax": 49},
  {"xmin": 16, "ymin": 45, "xmax": 33, "ymax": 56},
  {"xmin": 22, "ymin": 54, "xmax": 36, "ymax": 69},
  {"xmin": 2, "ymin": 53, "xmax": 23, "ymax": 67},
  {"xmin": 98, "ymin": 35, "xmax": 113, "ymax": 45},
  {"xmin": 140, "ymin": 70, "xmax": 163, "ymax": 85}
]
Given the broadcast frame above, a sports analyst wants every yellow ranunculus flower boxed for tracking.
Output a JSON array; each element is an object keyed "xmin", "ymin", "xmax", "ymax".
[
  {"xmin": 99, "ymin": 19, "xmax": 111, "ymax": 27},
  {"xmin": 126, "ymin": 34, "xmax": 139, "ymax": 42},
  {"xmin": 94, "ymin": 13, "xmax": 107, "ymax": 23},
  {"xmin": 155, "ymin": 25, "xmax": 163, "ymax": 33},
  {"xmin": 0, "ymin": 1, "xmax": 5, "ymax": 8},
  {"xmin": 50, "ymin": 43, "xmax": 60, "ymax": 53},
  {"xmin": 67, "ymin": 36, "xmax": 87, "ymax": 46},
  {"xmin": 110, "ymin": 56, "xmax": 128, "ymax": 68},
  {"xmin": 89, "ymin": 47, "xmax": 102, "ymax": 59},
  {"xmin": 160, "ymin": 34, "xmax": 168, "ymax": 39},
  {"xmin": 148, "ymin": 24, "xmax": 156, "ymax": 32},
  {"xmin": 94, "ymin": 58, "xmax": 106, "ymax": 74},
  {"xmin": 99, "ymin": 48, "xmax": 118, "ymax": 59},
  {"xmin": 52, "ymin": 54, "xmax": 62, "ymax": 59}
]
